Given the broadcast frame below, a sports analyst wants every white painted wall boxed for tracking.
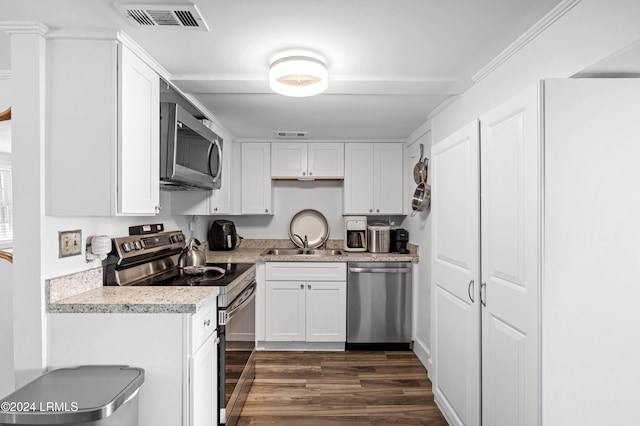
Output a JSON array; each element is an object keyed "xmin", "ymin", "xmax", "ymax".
[
  {"xmin": 400, "ymin": 123, "xmax": 432, "ymax": 371},
  {"xmin": 42, "ymin": 192, "xmax": 189, "ymax": 279},
  {"xmin": 432, "ymin": 0, "xmax": 640, "ymax": 142},
  {"xmin": 229, "ymin": 180, "xmax": 345, "ymax": 240}
]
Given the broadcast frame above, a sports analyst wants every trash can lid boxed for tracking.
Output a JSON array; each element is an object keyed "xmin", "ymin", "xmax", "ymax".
[{"xmin": 0, "ymin": 365, "xmax": 144, "ymax": 425}]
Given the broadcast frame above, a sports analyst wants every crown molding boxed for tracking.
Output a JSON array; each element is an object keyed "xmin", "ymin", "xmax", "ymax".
[
  {"xmin": 0, "ymin": 21, "xmax": 48, "ymax": 36},
  {"xmin": 472, "ymin": 0, "xmax": 583, "ymax": 83},
  {"xmin": 0, "ymin": 71, "xmax": 11, "ymax": 80},
  {"xmin": 426, "ymin": 95, "xmax": 461, "ymax": 121}
]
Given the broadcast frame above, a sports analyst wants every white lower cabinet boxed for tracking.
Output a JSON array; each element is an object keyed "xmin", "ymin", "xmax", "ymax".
[
  {"xmin": 260, "ymin": 262, "xmax": 346, "ymax": 346},
  {"xmin": 48, "ymin": 300, "xmax": 219, "ymax": 426}
]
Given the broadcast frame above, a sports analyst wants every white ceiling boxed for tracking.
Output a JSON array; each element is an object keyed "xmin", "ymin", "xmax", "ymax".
[{"xmin": 0, "ymin": 0, "xmax": 566, "ymax": 140}]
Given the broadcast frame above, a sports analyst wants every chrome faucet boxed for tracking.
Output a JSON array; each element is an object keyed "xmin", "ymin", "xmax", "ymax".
[{"xmin": 293, "ymin": 233, "xmax": 309, "ymax": 248}]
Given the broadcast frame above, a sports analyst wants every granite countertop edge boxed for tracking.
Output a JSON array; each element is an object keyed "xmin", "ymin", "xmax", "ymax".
[{"xmin": 47, "ymin": 287, "xmax": 219, "ymax": 315}]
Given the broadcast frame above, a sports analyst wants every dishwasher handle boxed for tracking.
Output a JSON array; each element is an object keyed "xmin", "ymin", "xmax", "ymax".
[{"xmin": 349, "ymin": 267, "xmax": 412, "ymax": 274}]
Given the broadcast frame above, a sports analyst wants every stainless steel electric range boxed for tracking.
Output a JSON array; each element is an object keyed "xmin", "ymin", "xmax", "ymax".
[{"xmin": 105, "ymin": 230, "xmax": 256, "ymax": 426}]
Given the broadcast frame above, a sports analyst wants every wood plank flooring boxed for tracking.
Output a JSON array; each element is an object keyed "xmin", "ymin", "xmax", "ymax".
[{"xmin": 237, "ymin": 351, "xmax": 448, "ymax": 425}]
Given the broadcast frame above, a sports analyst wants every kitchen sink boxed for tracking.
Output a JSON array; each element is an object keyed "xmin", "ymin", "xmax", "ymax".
[{"xmin": 261, "ymin": 248, "xmax": 344, "ymax": 256}]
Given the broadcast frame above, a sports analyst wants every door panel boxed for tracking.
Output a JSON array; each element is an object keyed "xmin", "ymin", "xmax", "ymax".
[
  {"xmin": 480, "ymin": 86, "xmax": 539, "ymax": 426},
  {"xmin": 306, "ymin": 281, "xmax": 346, "ymax": 342},
  {"xmin": 484, "ymin": 316, "xmax": 526, "ymax": 426},
  {"xmin": 431, "ymin": 120, "xmax": 480, "ymax": 426},
  {"xmin": 265, "ymin": 281, "xmax": 305, "ymax": 341}
]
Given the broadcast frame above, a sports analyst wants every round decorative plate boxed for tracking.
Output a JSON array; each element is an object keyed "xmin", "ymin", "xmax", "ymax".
[{"xmin": 288, "ymin": 209, "xmax": 330, "ymax": 248}]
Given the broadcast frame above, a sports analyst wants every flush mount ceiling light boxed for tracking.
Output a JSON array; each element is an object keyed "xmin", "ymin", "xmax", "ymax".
[{"xmin": 269, "ymin": 55, "xmax": 328, "ymax": 97}]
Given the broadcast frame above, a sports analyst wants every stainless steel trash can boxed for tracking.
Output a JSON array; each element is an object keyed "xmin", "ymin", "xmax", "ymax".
[{"xmin": 0, "ymin": 365, "xmax": 144, "ymax": 426}]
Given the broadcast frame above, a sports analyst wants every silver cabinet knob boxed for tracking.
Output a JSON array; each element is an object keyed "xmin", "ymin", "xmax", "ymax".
[
  {"xmin": 369, "ymin": 209, "xmax": 373, "ymax": 213},
  {"xmin": 308, "ymin": 284, "xmax": 311, "ymax": 290},
  {"xmin": 302, "ymin": 171, "xmax": 306, "ymax": 176},
  {"xmin": 213, "ymin": 207, "xmax": 218, "ymax": 212},
  {"xmin": 154, "ymin": 205, "xmax": 161, "ymax": 214},
  {"xmin": 376, "ymin": 208, "xmax": 380, "ymax": 213},
  {"xmin": 204, "ymin": 319, "xmax": 211, "ymax": 327},
  {"xmin": 309, "ymin": 171, "xmax": 313, "ymax": 176},
  {"xmin": 265, "ymin": 208, "xmax": 269, "ymax": 213},
  {"xmin": 300, "ymin": 284, "xmax": 304, "ymax": 289}
]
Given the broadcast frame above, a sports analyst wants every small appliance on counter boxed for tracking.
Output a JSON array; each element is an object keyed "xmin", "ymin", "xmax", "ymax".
[
  {"xmin": 367, "ymin": 221, "xmax": 391, "ymax": 253},
  {"xmin": 208, "ymin": 220, "xmax": 238, "ymax": 251},
  {"xmin": 344, "ymin": 216, "xmax": 367, "ymax": 252},
  {"xmin": 390, "ymin": 228, "xmax": 410, "ymax": 254}
]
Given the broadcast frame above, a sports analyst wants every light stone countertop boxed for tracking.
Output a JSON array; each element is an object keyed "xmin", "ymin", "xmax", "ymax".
[
  {"xmin": 205, "ymin": 239, "xmax": 419, "ymax": 264},
  {"xmin": 47, "ymin": 286, "xmax": 219, "ymax": 314},
  {"xmin": 47, "ymin": 238, "xmax": 416, "ymax": 315}
]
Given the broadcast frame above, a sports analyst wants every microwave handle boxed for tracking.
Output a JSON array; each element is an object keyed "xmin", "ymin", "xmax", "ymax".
[{"xmin": 208, "ymin": 139, "xmax": 222, "ymax": 182}]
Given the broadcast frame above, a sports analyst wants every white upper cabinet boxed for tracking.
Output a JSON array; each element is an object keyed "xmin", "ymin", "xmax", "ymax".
[
  {"xmin": 344, "ymin": 143, "xmax": 403, "ymax": 215},
  {"xmin": 271, "ymin": 142, "xmax": 344, "ymax": 179},
  {"xmin": 118, "ymin": 45, "xmax": 160, "ymax": 215},
  {"xmin": 46, "ymin": 38, "xmax": 160, "ymax": 216},
  {"xmin": 241, "ymin": 142, "xmax": 272, "ymax": 214}
]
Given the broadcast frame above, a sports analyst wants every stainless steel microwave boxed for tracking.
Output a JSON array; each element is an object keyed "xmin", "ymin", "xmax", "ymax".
[{"xmin": 159, "ymin": 102, "xmax": 222, "ymax": 191}]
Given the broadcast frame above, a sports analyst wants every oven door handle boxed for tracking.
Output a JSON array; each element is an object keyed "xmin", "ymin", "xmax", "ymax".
[{"xmin": 219, "ymin": 281, "xmax": 256, "ymax": 326}]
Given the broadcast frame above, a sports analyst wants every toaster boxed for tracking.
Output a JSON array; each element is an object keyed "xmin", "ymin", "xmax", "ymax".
[{"xmin": 208, "ymin": 220, "xmax": 238, "ymax": 251}]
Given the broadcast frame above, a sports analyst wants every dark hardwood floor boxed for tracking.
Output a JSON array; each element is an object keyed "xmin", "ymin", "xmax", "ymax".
[{"xmin": 237, "ymin": 350, "xmax": 448, "ymax": 425}]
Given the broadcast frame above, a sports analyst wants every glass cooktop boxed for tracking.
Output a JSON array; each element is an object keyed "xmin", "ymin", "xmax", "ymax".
[{"xmin": 131, "ymin": 263, "xmax": 254, "ymax": 287}]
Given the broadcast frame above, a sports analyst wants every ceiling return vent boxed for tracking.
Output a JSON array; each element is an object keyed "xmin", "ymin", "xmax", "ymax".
[
  {"xmin": 276, "ymin": 131, "xmax": 308, "ymax": 139},
  {"xmin": 114, "ymin": 3, "xmax": 210, "ymax": 30}
]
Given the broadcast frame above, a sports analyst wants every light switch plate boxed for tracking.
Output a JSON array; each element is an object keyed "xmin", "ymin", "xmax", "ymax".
[{"xmin": 59, "ymin": 230, "xmax": 82, "ymax": 258}]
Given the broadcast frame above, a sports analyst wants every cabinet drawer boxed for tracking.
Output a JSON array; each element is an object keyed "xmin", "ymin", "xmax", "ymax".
[
  {"xmin": 266, "ymin": 262, "xmax": 346, "ymax": 281},
  {"xmin": 191, "ymin": 301, "xmax": 217, "ymax": 353}
]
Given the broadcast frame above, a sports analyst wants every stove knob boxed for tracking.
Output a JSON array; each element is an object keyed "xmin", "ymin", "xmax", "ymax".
[
  {"xmin": 133, "ymin": 241, "xmax": 142, "ymax": 250},
  {"xmin": 139, "ymin": 240, "xmax": 146, "ymax": 249},
  {"xmin": 171, "ymin": 235, "xmax": 180, "ymax": 244},
  {"xmin": 121, "ymin": 242, "xmax": 133, "ymax": 253}
]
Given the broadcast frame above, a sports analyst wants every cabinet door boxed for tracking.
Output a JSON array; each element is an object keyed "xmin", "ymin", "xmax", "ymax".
[
  {"xmin": 271, "ymin": 143, "xmax": 307, "ymax": 178},
  {"xmin": 307, "ymin": 143, "xmax": 344, "ymax": 178},
  {"xmin": 480, "ymin": 87, "xmax": 539, "ymax": 426},
  {"xmin": 118, "ymin": 44, "xmax": 160, "ymax": 215},
  {"xmin": 344, "ymin": 143, "xmax": 374, "ymax": 214},
  {"xmin": 305, "ymin": 281, "xmax": 346, "ymax": 342},
  {"xmin": 241, "ymin": 143, "xmax": 272, "ymax": 214},
  {"xmin": 190, "ymin": 332, "xmax": 218, "ymax": 426},
  {"xmin": 431, "ymin": 120, "xmax": 481, "ymax": 426},
  {"xmin": 265, "ymin": 281, "xmax": 305, "ymax": 341},
  {"xmin": 374, "ymin": 143, "xmax": 404, "ymax": 214}
]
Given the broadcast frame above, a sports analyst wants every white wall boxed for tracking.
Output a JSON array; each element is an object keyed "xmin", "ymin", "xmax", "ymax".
[
  {"xmin": 432, "ymin": 0, "xmax": 640, "ymax": 142},
  {"xmin": 229, "ymin": 180, "xmax": 345, "ymax": 240},
  {"xmin": 42, "ymin": 192, "xmax": 190, "ymax": 279},
  {"xmin": 400, "ymin": 124, "xmax": 432, "ymax": 370}
]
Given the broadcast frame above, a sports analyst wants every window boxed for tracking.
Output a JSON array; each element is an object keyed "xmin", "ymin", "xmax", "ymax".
[{"xmin": 0, "ymin": 165, "xmax": 12, "ymax": 247}]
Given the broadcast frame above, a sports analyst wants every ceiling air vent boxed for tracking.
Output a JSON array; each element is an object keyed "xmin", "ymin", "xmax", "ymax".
[
  {"xmin": 276, "ymin": 131, "xmax": 308, "ymax": 139},
  {"xmin": 114, "ymin": 3, "xmax": 210, "ymax": 31}
]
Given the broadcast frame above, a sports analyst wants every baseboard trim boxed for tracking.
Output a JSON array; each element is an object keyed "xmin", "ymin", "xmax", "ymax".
[
  {"xmin": 412, "ymin": 337, "xmax": 432, "ymax": 377},
  {"xmin": 256, "ymin": 341, "xmax": 345, "ymax": 351}
]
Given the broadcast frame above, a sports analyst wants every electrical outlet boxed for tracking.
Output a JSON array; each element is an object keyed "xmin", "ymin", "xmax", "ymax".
[{"xmin": 59, "ymin": 230, "xmax": 82, "ymax": 258}]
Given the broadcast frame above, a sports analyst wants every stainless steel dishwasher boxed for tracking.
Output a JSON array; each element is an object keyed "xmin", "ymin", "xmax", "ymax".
[{"xmin": 347, "ymin": 262, "xmax": 413, "ymax": 350}]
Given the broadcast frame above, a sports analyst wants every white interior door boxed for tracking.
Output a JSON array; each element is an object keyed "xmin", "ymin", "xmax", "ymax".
[
  {"xmin": 480, "ymin": 86, "xmax": 539, "ymax": 426},
  {"xmin": 431, "ymin": 120, "xmax": 480, "ymax": 426}
]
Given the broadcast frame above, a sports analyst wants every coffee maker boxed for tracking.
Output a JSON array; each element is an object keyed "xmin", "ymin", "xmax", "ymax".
[
  {"xmin": 344, "ymin": 216, "xmax": 367, "ymax": 252},
  {"xmin": 390, "ymin": 228, "xmax": 410, "ymax": 254}
]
